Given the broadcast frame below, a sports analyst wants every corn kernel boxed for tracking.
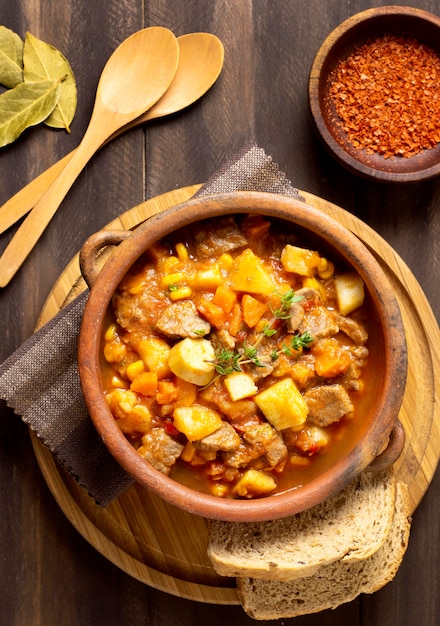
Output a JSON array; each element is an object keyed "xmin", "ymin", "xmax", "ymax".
[
  {"xmin": 318, "ymin": 260, "xmax": 335, "ymax": 280},
  {"xmin": 218, "ymin": 253, "xmax": 234, "ymax": 270},
  {"xmin": 128, "ymin": 282, "xmax": 146, "ymax": 295},
  {"xmin": 317, "ymin": 257, "xmax": 328, "ymax": 272},
  {"xmin": 175, "ymin": 242, "xmax": 189, "ymax": 262},
  {"xmin": 163, "ymin": 256, "xmax": 180, "ymax": 272},
  {"xmin": 104, "ymin": 323, "xmax": 118, "ymax": 342},
  {"xmin": 161, "ymin": 272, "xmax": 185, "ymax": 287},
  {"xmin": 126, "ymin": 359, "xmax": 145, "ymax": 381},
  {"xmin": 169, "ymin": 286, "xmax": 192, "ymax": 301},
  {"xmin": 110, "ymin": 374, "xmax": 129, "ymax": 389}
]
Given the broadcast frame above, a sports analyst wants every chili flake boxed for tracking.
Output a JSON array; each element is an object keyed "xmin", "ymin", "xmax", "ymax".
[{"xmin": 329, "ymin": 35, "xmax": 440, "ymax": 158}]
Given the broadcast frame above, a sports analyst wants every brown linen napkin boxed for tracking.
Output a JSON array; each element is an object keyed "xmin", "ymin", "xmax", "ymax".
[{"xmin": 0, "ymin": 143, "xmax": 303, "ymax": 505}]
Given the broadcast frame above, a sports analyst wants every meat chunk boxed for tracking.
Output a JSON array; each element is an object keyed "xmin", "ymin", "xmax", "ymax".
[
  {"xmin": 287, "ymin": 302, "xmax": 305, "ymax": 332},
  {"xmin": 113, "ymin": 268, "xmax": 164, "ymax": 337},
  {"xmin": 223, "ymin": 441, "xmax": 263, "ymax": 468},
  {"xmin": 155, "ymin": 300, "xmax": 211, "ymax": 339},
  {"xmin": 336, "ymin": 314, "xmax": 368, "ymax": 344},
  {"xmin": 138, "ymin": 428, "xmax": 184, "ymax": 475},
  {"xmin": 242, "ymin": 423, "xmax": 288, "ymax": 468},
  {"xmin": 349, "ymin": 345, "xmax": 369, "ymax": 361},
  {"xmin": 298, "ymin": 306, "xmax": 339, "ymax": 340},
  {"xmin": 288, "ymin": 288, "xmax": 322, "ymax": 333},
  {"xmin": 336, "ymin": 346, "xmax": 370, "ymax": 391},
  {"xmin": 304, "ymin": 384, "xmax": 354, "ymax": 426},
  {"xmin": 193, "ymin": 217, "xmax": 248, "ymax": 258},
  {"xmin": 295, "ymin": 287, "xmax": 322, "ymax": 305},
  {"xmin": 245, "ymin": 343, "xmax": 274, "ymax": 380},
  {"xmin": 264, "ymin": 431, "xmax": 288, "ymax": 467},
  {"xmin": 210, "ymin": 329, "xmax": 236, "ymax": 351},
  {"xmin": 224, "ymin": 425, "xmax": 287, "ymax": 470},
  {"xmin": 243, "ymin": 423, "xmax": 275, "ymax": 447},
  {"xmin": 194, "ymin": 421, "xmax": 241, "ymax": 453},
  {"xmin": 225, "ymin": 422, "xmax": 276, "ymax": 469}
]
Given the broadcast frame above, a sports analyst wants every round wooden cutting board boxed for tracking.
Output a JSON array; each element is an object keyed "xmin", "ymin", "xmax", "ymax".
[{"xmin": 32, "ymin": 185, "xmax": 440, "ymax": 605}]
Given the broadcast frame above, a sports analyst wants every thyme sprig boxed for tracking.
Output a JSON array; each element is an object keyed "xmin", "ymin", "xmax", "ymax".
[
  {"xmin": 271, "ymin": 288, "xmax": 304, "ymax": 319},
  {"xmin": 213, "ymin": 348, "xmax": 242, "ymax": 375},
  {"xmin": 270, "ymin": 331, "xmax": 313, "ymax": 361},
  {"xmin": 211, "ymin": 289, "xmax": 313, "ymax": 375}
]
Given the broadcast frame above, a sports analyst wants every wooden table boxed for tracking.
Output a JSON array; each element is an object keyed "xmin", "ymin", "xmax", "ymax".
[{"xmin": 1, "ymin": 1, "xmax": 439, "ymax": 624}]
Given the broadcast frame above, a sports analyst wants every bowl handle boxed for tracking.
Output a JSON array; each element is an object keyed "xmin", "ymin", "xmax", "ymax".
[
  {"xmin": 79, "ymin": 230, "xmax": 131, "ymax": 288},
  {"xmin": 366, "ymin": 420, "xmax": 405, "ymax": 473}
]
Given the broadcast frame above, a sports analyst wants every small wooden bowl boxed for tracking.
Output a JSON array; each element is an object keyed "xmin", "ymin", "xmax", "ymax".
[
  {"xmin": 309, "ymin": 6, "xmax": 440, "ymax": 183},
  {"xmin": 78, "ymin": 191, "xmax": 407, "ymax": 522}
]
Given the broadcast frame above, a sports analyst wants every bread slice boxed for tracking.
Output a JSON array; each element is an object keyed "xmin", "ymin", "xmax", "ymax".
[
  {"xmin": 237, "ymin": 481, "xmax": 411, "ymax": 620},
  {"xmin": 208, "ymin": 468, "xmax": 397, "ymax": 581}
]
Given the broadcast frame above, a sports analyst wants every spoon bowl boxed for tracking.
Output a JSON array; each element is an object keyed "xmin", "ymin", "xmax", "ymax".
[
  {"xmin": 143, "ymin": 32, "xmax": 224, "ymax": 121},
  {"xmin": 0, "ymin": 26, "xmax": 180, "ymax": 286}
]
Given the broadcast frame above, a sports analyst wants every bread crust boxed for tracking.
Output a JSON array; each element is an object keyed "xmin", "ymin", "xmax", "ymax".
[
  {"xmin": 236, "ymin": 481, "xmax": 411, "ymax": 620},
  {"xmin": 208, "ymin": 468, "xmax": 397, "ymax": 581}
]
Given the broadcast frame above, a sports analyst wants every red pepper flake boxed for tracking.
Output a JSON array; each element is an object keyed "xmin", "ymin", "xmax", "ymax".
[
  {"xmin": 328, "ymin": 35, "xmax": 440, "ymax": 158},
  {"xmin": 163, "ymin": 419, "xmax": 181, "ymax": 438}
]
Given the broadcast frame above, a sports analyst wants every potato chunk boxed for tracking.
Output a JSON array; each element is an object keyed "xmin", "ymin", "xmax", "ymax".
[
  {"xmin": 173, "ymin": 405, "xmax": 223, "ymax": 441},
  {"xmin": 334, "ymin": 272, "xmax": 365, "ymax": 315},
  {"xmin": 224, "ymin": 372, "xmax": 258, "ymax": 401},
  {"xmin": 227, "ymin": 248, "xmax": 276, "ymax": 295},
  {"xmin": 255, "ymin": 378, "xmax": 308, "ymax": 431},
  {"xmin": 137, "ymin": 337, "xmax": 171, "ymax": 378},
  {"xmin": 232, "ymin": 469, "xmax": 277, "ymax": 497},
  {"xmin": 168, "ymin": 337, "xmax": 216, "ymax": 386},
  {"xmin": 280, "ymin": 244, "xmax": 321, "ymax": 277}
]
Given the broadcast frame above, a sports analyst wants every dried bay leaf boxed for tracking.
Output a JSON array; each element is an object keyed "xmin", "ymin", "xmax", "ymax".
[
  {"xmin": 23, "ymin": 32, "xmax": 77, "ymax": 132},
  {"xmin": 0, "ymin": 25, "xmax": 24, "ymax": 88},
  {"xmin": 0, "ymin": 79, "xmax": 61, "ymax": 148}
]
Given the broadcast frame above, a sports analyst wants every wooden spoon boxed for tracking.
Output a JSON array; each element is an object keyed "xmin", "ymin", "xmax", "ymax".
[
  {"xmin": 0, "ymin": 33, "xmax": 223, "ymax": 235},
  {"xmin": 0, "ymin": 26, "xmax": 179, "ymax": 287}
]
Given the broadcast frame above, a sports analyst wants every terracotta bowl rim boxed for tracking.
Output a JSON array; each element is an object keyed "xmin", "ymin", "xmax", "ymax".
[
  {"xmin": 308, "ymin": 5, "xmax": 440, "ymax": 183},
  {"xmin": 78, "ymin": 191, "xmax": 407, "ymax": 521}
]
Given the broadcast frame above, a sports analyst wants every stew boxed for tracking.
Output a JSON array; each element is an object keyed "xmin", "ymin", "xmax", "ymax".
[{"xmin": 101, "ymin": 215, "xmax": 378, "ymax": 499}]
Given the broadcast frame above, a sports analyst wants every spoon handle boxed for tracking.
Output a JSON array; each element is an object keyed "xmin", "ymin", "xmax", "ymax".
[
  {"xmin": 0, "ymin": 26, "xmax": 180, "ymax": 286},
  {"xmin": 0, "ymin": 32, "xmax": 224, "ymax": 235},
  {"xmin": 0, "ymin": 112, "xmax": 151, "ymax": 235},
  {"xmin": 0, "ymin": 153, "xmax": 72, "ymax": 234},
  {"xmin": 0, "ymin": 86, "xmax": 177, "ymax": 235},
  {"xmin": 0, "ymin": 129, "xmax": 110, "ymax": 287}
]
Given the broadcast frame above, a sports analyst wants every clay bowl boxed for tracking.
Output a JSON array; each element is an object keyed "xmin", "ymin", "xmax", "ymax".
[
  {"xmin": 309, "ymin": 6, "xmax": 440, "ymax": 183},
  {"xmin": 78, "ymin": 191, "xmax": 407, "ymax": 522}
]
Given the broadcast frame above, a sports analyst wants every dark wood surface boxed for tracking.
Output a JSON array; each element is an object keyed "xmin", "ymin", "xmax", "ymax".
[{"xmin": 1, "ymin": 1, "xmax": 439, "ymax": 624}]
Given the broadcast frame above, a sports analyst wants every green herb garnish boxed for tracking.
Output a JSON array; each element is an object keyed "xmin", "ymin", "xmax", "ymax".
[{"xmin": 211, "ymin": 290, "xmax": 313, "ymax": 376}]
